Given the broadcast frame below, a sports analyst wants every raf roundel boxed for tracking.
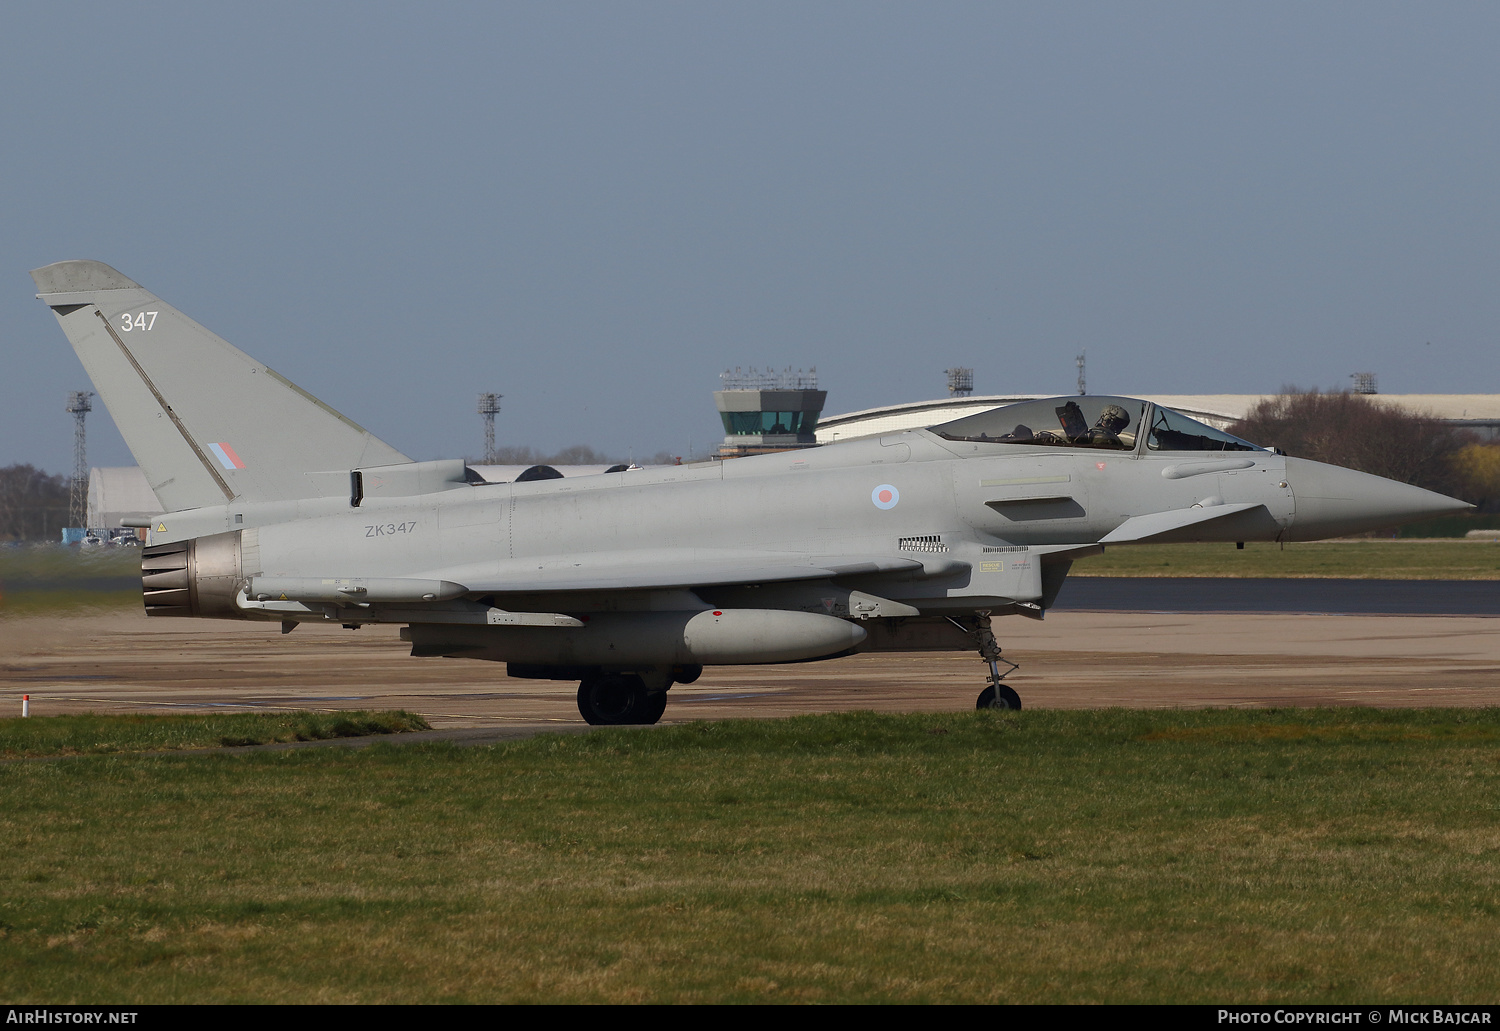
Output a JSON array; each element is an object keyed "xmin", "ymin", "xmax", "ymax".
[{"xmin": 871, "ymin": 484, "xmax": 900, "ymax": 510}]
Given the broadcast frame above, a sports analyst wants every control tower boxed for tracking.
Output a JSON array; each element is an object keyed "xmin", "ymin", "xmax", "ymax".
[{"xmin": 715, "ymin": 367, "xmax": 826, "ymax": 459}]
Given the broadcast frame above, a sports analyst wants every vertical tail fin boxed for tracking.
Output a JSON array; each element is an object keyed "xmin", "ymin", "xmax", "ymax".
[{"xmin": 32, "ymin": 260, "xmax": 410, "ymax": 512}]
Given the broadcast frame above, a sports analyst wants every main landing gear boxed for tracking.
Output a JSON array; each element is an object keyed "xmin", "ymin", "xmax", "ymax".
[
  {"xmin": 576, "ymin": 665, "xmax": 700, "ymax": 726},
  {"xmin": 577, "ymin": 674, "xmax": 665, "ymax": 725},
  {"xmin": 965, "ymin": 612, "xmax": 1022, "ymax": 711}
]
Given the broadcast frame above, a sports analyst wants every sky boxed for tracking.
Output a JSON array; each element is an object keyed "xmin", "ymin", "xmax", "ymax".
[{"xmin": 3, "ymin": 2, "xmax": 1498, "ymax": 474}]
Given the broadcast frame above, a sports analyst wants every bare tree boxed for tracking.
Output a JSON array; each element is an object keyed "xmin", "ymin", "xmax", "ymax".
[
  {"xmin": 1450, "ymin": 443, "xmax": 1500, "ymax": 512},
  {"xmin": 1231, "ymin": 389, "xmax": 1472, "ymax": 498},
  {"xmin": 0, "ymin": 464, "xmax": 71, "ymax": 542}
]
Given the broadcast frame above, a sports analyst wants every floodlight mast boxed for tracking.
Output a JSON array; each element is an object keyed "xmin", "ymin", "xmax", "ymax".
[
  {"xmin": 65, "ymin": 390, "xmax": 92, "ymax": 529},
  {"xmin": 477, "ymin": 392, "xmax": 502, "ymax": 463}
]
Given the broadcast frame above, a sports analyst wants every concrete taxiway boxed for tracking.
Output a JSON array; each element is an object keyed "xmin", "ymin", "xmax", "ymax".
[{"xmin": 3, "ymin": 603, "xmax": 1497, "ymax": 733}]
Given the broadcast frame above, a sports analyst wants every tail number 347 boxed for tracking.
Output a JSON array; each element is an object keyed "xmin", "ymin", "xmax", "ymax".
[{"xmin": 119, "ymin": 311, "xmax": 159, "ymax": 332}]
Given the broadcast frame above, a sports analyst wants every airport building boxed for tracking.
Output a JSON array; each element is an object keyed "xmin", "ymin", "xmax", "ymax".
[{"xmin": 714, "ymin": 367, "xmax": 826, "ymax": 458}]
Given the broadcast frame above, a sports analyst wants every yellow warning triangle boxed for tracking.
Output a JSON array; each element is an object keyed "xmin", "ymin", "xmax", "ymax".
[
  {"xmin": 156, "ymin": 523, "xmax": 167, "ymax": 532},
  {"xmin": 279, "ymin": 593, "xmax": 289, "ymax": 601}
]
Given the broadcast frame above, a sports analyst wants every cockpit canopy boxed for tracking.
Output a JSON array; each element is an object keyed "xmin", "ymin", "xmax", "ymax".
[{"xmin": 931, "ymin": 395, "xmax": 1266, "ymax": 453}]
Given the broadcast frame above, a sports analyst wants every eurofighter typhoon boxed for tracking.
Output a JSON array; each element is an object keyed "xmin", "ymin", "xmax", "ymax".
[{"xmin": 32, "ymin": 261, "xmax": 1471, "ymax": 723}]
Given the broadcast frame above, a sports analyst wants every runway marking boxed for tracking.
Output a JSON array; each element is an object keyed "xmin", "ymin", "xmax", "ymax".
[{"xmin": 675, "ymin": 693, "xmax": 775, "ymax": 702}]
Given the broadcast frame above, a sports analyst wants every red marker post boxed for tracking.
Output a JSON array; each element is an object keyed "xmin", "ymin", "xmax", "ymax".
[{"xmin": 22, "ymin": 694, "xmax": 29, "ymax": 718}]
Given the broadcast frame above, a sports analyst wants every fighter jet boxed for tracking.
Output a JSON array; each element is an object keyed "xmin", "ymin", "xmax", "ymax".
[{"xmin": 31, "ymin": 260, "xmax": 1472, "ymax": 723}]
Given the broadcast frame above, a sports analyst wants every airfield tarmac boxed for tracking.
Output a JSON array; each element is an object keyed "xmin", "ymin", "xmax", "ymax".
[{"xmin": 3, "ymin": 605, "xmax": 1498, "ymax": 732}]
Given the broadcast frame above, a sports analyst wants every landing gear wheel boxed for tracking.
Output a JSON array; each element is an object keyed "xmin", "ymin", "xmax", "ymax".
[
  {"xmin": 578, "ymin": 674, "xmax": 643, "ymax": 725},
  {"xmin": 976, "ymin": 684, "xmax": 1022, "ymax": 711},
  {"xmin": 577, "ymin": 674, "xmax": 667, "ymax": 725},
  {"xmin": 640, "ymin": 691, "xmax": 668, "ymax": 724},
  {"xmin": 959, "ymin": 611, "xmax": 1023, "ymax": 713}
]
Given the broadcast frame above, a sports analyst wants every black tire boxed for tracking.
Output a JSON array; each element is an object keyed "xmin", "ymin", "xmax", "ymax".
[
  {"xmin": 578, "ymin": 673, "xmax": 645, "ymax": 725},
  {"xmin": 639, "ymin": 691, "xmax": 668, "ymax": 725},
  {"xmin": 976, "ymin": 684, "xmax": 1022, "ymax": 711}
]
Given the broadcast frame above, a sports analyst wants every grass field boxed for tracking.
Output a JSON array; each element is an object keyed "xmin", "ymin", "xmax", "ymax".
[
  {"xmin": 0, "ymin": 547, "xmax": 139, "ymax": 616},
  {"xmin": 0, "ymin": 711, "xmax": 430, "ymax": 758},
  {"xmin": 2, "ymin": 709, "xmax": 1497, "ymax": 1003}
]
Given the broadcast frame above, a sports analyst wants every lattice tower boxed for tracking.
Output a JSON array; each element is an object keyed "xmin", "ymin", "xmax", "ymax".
[
  {"xmin": 477, "ymin": 392, "xmax": 502, "ymax": 463},
  {"xmin": 65, "ymin": 390, "xmax": 93, "ymax": 528},
  {"xmin": 944, "ymin": 367, "xmax": 973, "ymax": 397}
]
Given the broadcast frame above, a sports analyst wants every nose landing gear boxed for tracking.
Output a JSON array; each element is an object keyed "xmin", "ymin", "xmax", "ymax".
[
  {"xmin": 976, "ymin": 683, "xmax": 1022, "ymax": 711},
  {"xmin": 959, "ymin": 612, "xmax": 1022, "ymax": 711}
]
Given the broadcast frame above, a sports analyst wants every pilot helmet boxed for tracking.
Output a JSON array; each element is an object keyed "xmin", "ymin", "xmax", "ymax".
[{"xmin": 1096, "ymin": 404, "xmax": 1130, "ymax": 432}]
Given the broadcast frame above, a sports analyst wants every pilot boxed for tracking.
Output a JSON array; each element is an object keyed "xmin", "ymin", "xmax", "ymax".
[{"xmin": 1084, "ymin": 404, "xmax": 1132, "ymax": 448}]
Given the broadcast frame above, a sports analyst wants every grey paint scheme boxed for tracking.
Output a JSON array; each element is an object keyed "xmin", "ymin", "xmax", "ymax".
[
  {"xmin": 33, "ymin": 261, "xmax": 1473, "ymax": 698},
  {"xmin": 32, "ymin": 260, "xmax": 408, "ymax": 513}
]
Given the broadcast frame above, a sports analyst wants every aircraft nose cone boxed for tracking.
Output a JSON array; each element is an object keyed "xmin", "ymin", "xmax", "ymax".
[{"xmin": 1284, "ymin": 457, "xmax": 1473, "ymax": 541}]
